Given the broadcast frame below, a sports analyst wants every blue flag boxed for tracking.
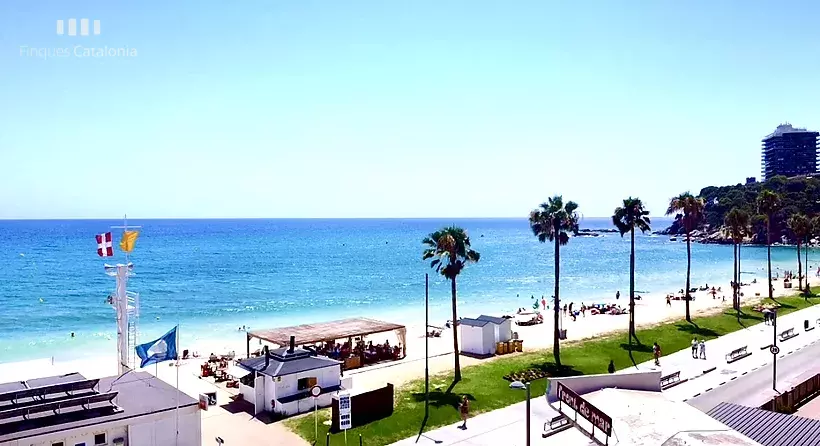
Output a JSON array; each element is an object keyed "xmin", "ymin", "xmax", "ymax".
[{"xmin": 135, "ymin": 326, "xmax": 178, "ymax": 368}]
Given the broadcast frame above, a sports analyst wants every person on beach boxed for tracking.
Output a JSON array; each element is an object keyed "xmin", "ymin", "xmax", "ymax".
[
  {"xmin": 699, "ymin": 339, "xmax": 706, "ymax": 359},
  {"xmin": 653, "ymin": 342, "xmax": 662, "ymax": 366},
  {"xmin": 541, "ymin": 296, "xmax": 546, "ymax": 310},
  {"xmin": 691, "ymin": 338, "xmax": 697, "ymax": 358},
  {"xmin": 569, "ymin": 302, "xmax": 574, "ymax": 315},
  {"xmin": 616, "ymin": 290, "xmax": 620, "ymax": 300},
  {"xmin": 459, "ymin": 395, "xmax": 470, "ymax": 429},
  {"xmin": 666, "ymin": 295, "xmax": 672, "ymax": 307}
]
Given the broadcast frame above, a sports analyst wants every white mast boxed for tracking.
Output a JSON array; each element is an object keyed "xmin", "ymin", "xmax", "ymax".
[{"xmin": 106, "ymin": 214, "xmax": 142, "ymax": 375}]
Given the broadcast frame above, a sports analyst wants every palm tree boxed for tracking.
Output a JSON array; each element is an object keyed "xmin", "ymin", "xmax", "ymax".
[
  {"xmin": 612, "ymin": 197, "xmax": 651, "ymax": 345},
  {"xmin": 529, "ymin": 196, "xmax": 579, "ymax": 366},
  {"xmin": 422, "ymin": 226, "xmax": 480, "ymax": 382},
  {"xmin": 757, "ymin": 190, "xmax": 782, "ymax": 302},
  {"xmin": 788, "ymin": 213, "xmax": 811, "ymax": 291},
  {"xmin": 725, "ymin": 208, "xmax": 750, "ymax": 314},
  {"xmin": 666, "ymin": 192, "xmax": 705, "ymax": 322}
]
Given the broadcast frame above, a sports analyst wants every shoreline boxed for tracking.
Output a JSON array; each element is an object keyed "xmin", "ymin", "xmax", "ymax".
[{"xmin": 0, "ymin": 268, "xmax": 799, "ymax": 399}]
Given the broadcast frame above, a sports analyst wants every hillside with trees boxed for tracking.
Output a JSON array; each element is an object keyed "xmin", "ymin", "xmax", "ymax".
[{"xmin": 664, "ymin": 175, "xmax": 820, "ymax": 245}]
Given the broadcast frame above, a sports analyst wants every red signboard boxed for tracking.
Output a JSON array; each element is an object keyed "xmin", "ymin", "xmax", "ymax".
[{"xmin": 556, "ymin": 381, "xmax": 612, "ymax": 436}]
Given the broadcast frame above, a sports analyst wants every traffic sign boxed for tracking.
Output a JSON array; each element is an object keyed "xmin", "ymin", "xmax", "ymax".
[
  {"xmin": 770, "ymin": 345, "xmax": 780, "ymax": 355},
  {"xmin": 310, "ymin": 385, "xmax": 322, "ymax": 398}
]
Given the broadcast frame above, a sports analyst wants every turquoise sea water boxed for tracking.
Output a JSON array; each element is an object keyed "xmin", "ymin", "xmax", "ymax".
[{"xmin": 0, "ymin": 218, "xmax": 810, "ymax": 363}]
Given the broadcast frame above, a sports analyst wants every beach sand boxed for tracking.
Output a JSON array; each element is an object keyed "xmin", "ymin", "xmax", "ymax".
[{"xmin": 0, "ymin": 273, "xmax": 798, "ymax": 393}]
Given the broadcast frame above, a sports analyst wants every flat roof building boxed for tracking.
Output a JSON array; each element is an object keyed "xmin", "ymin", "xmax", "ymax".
[
  {"xmin": 761, "ymin": 123, "xmax": 819, "ymax": 180},
  {"xmin": 0, "ymin": 371, "xmax": 200, "ymax": 446}
]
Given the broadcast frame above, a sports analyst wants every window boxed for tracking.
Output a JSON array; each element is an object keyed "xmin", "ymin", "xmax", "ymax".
[
  {"xmin": 297, "ymin": 376, "xmax": 317, "ymax": 390},
  {"xmin": 95, "ymin": 433, "xmax": 106, "ymax": 445},
  {"xmin": 51, "ymin": 443, "xmax": 64, "ymax": 446},
  {"xmin": 74, "ymin": 443, "xmax": 86, "ymax": 446}
]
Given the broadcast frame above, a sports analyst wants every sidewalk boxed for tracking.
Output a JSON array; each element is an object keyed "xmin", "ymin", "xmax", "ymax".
[
  {"xmin": 391, "ymin": 396, "xmax": 577, "ymax": 446},
  {"xmin": 621, "ymin": 302, "xmax": 820, "ymax": 402}
]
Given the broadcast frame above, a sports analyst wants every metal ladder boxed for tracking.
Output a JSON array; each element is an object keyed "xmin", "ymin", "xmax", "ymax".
[{"xmin": 126, "ymin": 291, "xmax": 140, "ymax": 370}]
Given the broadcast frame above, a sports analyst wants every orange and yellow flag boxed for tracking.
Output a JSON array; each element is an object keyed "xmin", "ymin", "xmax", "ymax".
[{"xmin": 120, "ymin": 231, "xmax": 139, "ymax": 253}]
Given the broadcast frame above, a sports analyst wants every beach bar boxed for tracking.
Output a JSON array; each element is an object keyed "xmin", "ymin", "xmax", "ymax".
[{"xmin": 246, "ymin": 317, "xmax": 407, "ymax": 370}]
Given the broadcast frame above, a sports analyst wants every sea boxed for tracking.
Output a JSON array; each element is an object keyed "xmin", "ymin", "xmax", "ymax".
[{"xmin": 0, "ymin": 218, "xmax": 810, "ymax": 363}]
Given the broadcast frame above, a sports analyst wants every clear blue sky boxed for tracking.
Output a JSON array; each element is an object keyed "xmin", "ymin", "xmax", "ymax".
[{"xmin": 2, "ymin": 1, "xmax": 820, "ymax": 219}]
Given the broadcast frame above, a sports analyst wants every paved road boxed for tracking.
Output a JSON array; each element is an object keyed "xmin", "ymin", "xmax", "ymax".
[{"xmin": 688, "ymin": 336, "xmax": 820, "ymax": 413}]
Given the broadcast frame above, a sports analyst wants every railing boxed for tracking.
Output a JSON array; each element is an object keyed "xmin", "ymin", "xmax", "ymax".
[{"xmin": 761, "ymin": 373, "xmax": 820, "ymax": 413}]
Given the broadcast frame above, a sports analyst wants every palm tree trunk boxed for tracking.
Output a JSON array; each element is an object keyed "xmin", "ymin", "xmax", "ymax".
[
  {"xmin": 738, "ymin": 243, "xmax": 742, "ymax": 309},
  {"xmin": 451, "ymin": 276, "xmax": 461, "ymax": 382},
  {"xmin": 733, "ymin": 242, "xmax": 738, "ymax": 311},
  {"xmin": 797, "ymin": 241, "xmax": 803, "ymax": 291},
  {"xmin": 553, "ymin": 235, "xmax": 561, "ymax": 366},
  {"xmin": 629, "ymin": 226, "xmax": 636, "ymax": 343},
  {"xmin": 767, "ymin": 219, "xmax": 773, "ymax": 301},
  {"xmin": 685, "ymin": 230, "xmax": 692, "ymax": 322}
]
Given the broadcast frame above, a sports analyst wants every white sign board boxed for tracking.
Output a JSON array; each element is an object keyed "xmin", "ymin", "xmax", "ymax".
[{"xmin": 339, "ymin": 392, "xmax": 352, "ymax": 430}]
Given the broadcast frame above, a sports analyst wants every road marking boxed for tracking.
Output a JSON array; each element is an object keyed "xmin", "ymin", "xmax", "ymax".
[{"xmin": 693, "ymin": 393, "xmax": 701, "ymax": 397}]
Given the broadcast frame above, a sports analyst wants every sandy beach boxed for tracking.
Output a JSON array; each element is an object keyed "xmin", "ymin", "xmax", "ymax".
[{"xmin": 0, "ymin": 270, "xmax": 799, "ymax": 394}]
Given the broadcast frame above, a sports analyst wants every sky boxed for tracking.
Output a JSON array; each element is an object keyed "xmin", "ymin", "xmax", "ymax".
[{"xmin": 2, "ymin": 1, "xmax": 820, "ymax": 219}]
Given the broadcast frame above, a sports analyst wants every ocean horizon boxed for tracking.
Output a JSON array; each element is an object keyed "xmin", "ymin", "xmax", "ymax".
[{"xmin": 0, "ymin": 217, "xmax": 809, "ymax": 363}]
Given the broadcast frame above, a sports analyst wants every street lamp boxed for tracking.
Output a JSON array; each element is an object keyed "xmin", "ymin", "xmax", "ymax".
[
  {"xmin": 509, "ymin": 381, "xmax": 531, "ymax": 446},
  {"xmin": 772, "ymin": 310, "xmax": 778, "ymax": 391}
]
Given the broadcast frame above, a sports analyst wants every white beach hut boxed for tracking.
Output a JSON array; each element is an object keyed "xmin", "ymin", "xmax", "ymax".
[
  {"xmin": 235, "ymin": 338, "xmax": 344, "ymax": 417},
  {"xmin": 458, "ymin": 318, "xmax": 496, "ymax": 357},
  {"xmin": 477, "ymin": 315, "xmax": 513, "ymax": 343}
]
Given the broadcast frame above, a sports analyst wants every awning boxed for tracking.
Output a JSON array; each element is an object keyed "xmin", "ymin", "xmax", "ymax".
[{"xmin": 227, "ymin": 365, "xmax": 251, "ymax": 378}]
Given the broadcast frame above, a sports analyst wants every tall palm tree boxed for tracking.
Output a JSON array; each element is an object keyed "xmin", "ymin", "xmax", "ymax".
[
  {"xmin": 422, "ymin": 226, "xmax": 480, "ymax": 382},
  {"xmin": 666, "ymin": 192, "xmax": 705, "ymax": 322},
  {"xmin": 788, "ymin": 213, "xmax": 811, "ymax": 291},
  {"xmin": 529, "ymin": 196, "xmax": 579, "ymax": 367},
  {"xmin": 757, "ymin": 190, "xmax": 782, "ymax": 302},
  {"xmin": 725, "ymin": 208, "xmax": 750, "ymax": 313},
  {"xmin": 612, "ymin": 197, "xmax": 651, "ymax": 345}
]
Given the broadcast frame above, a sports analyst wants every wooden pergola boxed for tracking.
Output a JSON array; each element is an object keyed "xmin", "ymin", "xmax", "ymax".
[{"xmin": 246, "ymin": 317, "xmax": 407, "ymax": 358}]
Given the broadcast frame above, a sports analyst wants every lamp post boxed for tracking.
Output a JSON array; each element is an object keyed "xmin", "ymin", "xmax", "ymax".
[
  {"xmin": 772, "ymin": 309, "xmax": 778, "ymax": 391},
  {"xmin": 509, "ymin": 381, "xmax": 531, "ymax": 446}
]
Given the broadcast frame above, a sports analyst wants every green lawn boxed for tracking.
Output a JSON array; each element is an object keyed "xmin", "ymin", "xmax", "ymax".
[{"xmin": 286, "ymin": 295, "xmax": 818, "ymax": 445}]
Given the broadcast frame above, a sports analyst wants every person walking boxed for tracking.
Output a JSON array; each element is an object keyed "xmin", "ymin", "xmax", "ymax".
[
  {"xmin": 698, "ymin": 339, "xmax": 706, "ymax": 359},
  {"xmin": 459, "ymin": 395, "xmax": 470, "ymax": 429},
  {"xmin": 616, "ymin": 290, "xmax": 620, "ymax": 300},
  {"xmin": 653, "ymin": 342, "xmax": 662, "ymax": 366},
  {"xmin": 691, "ymin": 338, "xmax": 698, "ymax": 358}
]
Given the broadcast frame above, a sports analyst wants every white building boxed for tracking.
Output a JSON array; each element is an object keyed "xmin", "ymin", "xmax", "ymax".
[
  {"xmin": 459, "ymin": 318, "xmax": 496, "ymax": 357},
  {"xmin": 476, "ymin": 315, "xmax": 512, "ymax": 344},
  {"xmin": 235, "ymin": 340, "xmax": 344, "ymax": 417},
  {"xmin": 0, "ymin": 371, "xmax": 201, "ymax": 446}
]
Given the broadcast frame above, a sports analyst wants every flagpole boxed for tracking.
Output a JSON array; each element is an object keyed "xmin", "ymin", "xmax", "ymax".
[{"xmin": 175, "ymin": 324, "xmax": 180, "ymax": 446}]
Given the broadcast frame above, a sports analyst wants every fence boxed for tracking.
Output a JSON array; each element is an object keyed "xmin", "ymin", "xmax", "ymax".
[
  {"xmin": 330, "ymin": 383, "xmax": 394, "ymax": 432},
  {"xmin": 761, "ymin": 373, "xmax": 820, "ymax": 413}
]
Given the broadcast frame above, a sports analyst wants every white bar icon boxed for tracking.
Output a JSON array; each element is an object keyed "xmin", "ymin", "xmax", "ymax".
[
  {"xmin": 93, "ymin": 20, "xmax": 101, "ymax": 35},
  {"xmin": 56, "ymin": 20, "xmax": 64, "ymax": 35},
  {"xmin": 80, "ymin": 19, "xmax": 89, "ymax": 36},
  {"xmin": 68, "ymin": 18, "xmax": 76, "ymax": 36}
]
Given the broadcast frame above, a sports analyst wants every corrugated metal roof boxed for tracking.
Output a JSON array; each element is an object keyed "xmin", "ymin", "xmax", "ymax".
[{"xmin": 708, "ymin": 402, "xmax": 820, "ymax": 446}]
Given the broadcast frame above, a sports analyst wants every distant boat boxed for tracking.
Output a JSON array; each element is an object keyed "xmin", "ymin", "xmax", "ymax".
[{"xmin": 670, "ymin": 237, "xmax": 677, "ymax": 241}]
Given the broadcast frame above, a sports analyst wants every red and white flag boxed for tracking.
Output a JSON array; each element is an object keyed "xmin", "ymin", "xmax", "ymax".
[{"xmin": 96, "ymin": 232, "xmax": 114, "ymax": 257}]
